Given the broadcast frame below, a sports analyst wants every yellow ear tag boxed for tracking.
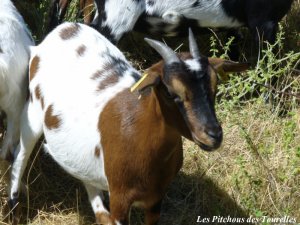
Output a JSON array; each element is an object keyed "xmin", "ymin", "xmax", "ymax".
[{"xmin": 130, "ymin": 73, "xmax": 149, "ymax": 92}]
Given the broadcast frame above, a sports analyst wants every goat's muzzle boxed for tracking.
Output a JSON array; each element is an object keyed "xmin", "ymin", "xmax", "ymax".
[{"xmin": 192, "ymin": 125, "xmax": 223, "ymax": 151}]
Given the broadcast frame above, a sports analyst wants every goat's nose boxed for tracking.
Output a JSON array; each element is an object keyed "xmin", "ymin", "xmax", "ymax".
[{"xmin": 206, "ymin": 128, "xmax": 223, "ymax": 141}]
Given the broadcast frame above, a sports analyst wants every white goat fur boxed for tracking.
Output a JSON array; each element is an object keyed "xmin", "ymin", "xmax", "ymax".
[
  {"xmin": 96, "ymin": 0, "xmax": 243, "ymax": 41},
  {"xmin": 10, "ymin": 22, "xmax": 139, "ymax": 224},
  {"xmin": 0, "ymin": 0, "xmax": 34, "ymax": 160}
]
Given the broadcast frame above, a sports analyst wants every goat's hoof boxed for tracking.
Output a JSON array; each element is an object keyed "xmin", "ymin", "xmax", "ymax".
[
  {"xmin": 8, "ymin": 197, "xmax": 20, "ymax": 225},
  {"xmin": 0, "ymin": 149, "xmax": 5, "ymax": 160},
  {"xmin": 0, "ymin": 150, "xmax": 14, "ymax": 163}
]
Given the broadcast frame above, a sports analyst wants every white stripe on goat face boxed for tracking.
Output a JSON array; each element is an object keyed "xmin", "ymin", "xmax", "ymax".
[{"xmin": 185, "ymin": 58, "xmax": 202, "ymax": 71}]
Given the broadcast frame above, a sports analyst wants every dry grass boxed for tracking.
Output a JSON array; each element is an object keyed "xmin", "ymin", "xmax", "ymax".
[{"xmin": 1, "ymin": 102, "xmax": 299, "ymax": 224}]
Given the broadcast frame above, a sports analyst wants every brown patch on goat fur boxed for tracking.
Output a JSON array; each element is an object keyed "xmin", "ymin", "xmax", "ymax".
[
  {"xmin": 76, "ymin": 44, "xmax": 86, "ymax": 56},
  {"xmin": 209, "ymin": 67, "xmax": 218, "ymax": 97},
  {"xmin": 30, "ymin": 56, "xmax": 40, "ymax": 81},
  {"xmin": 35, "ymin": 85, "xmax": 41, "ymax": 99},
  {"xmin": 95, "ymin": 146, "xmax": 101, "ymax": 158},
  {"xmin": 178, "ymin": 52, "xmax": 193, "ymax": 61},
  {"xmin": 171, "ymin": 79, "xmax": 187, "ymax": 101},
  {"xmin": 90, "ymin": 63, "xmax": 120, "ymax": 91},
  {"xmin": 60, "ymin": 23, "xmax": 80, "ymax": 40},
  {"xmin": 97, "ymin": 75, "xmax": 119, "ymax": 91},
  {"xmin": 45, "ymin": 105, "xmax": 61, "ymax": 130},
  {"xmin": 41, "ymin": 98, "xmax": 45, "ymax": 110},
  {"xmin": 91, "ymin": 69, "xmax": 105, "ymax": 80},
  {"xmin": 90, "ymin": 64, "xmax": 115, "ymax": 80},
  {"xmin": 35, "ymin": 85, "xmax": 45, "ymax": 109}
]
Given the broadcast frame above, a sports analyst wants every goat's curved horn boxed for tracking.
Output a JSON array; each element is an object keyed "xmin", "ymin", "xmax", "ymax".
[
  {"xmin": 144, "ymin": 38, "xmax": 180, "ymax": 64},
  {"xmin": 188, "ymin": 28, "xmax": 200, "ymax": 59}
]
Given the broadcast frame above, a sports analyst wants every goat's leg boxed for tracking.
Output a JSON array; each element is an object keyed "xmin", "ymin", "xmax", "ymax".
[
  {"xmin": 80, "ymin": 0, "xmax": 94, "ymax": 24},
  {"xmin": 249, "ymin": 20, "xmax": 278, "ymax": 52},
  {"xmin": 249, "ymin": 20, "xmax": 279, "ymax": 102},
  {"xmin": 47, "ymin": 0, "xmax": 60, "ymax": 33},
  {"xmin": 84, "ymin": 183, "xmax": 114, "ymax": 225},
  {"xmin": 0, "ymin": 118, "xmax": 13, "ymax": 161},
  {"xmin": 9, "ymin": 102, "xmax": 43, "ymax": 224},
  {"xmin": 226, "ymin": 29, "xmax": 243, "ymax": 61},
  {"xmin": 58, "ymin": 0, "xmax": 70, "ymax": 23},
  {"xmin": 109, "ymin": 191, "xmax": 132, "ymax": 225},
  {"xmin": 0, "ymin": 111, "xmax": 5, "ymax": 136},
  {"xmin": 259, "ymin": 21, "xmax": 278, "ymax": 45},
  {"xmin": 144, "ymin": 200, "xmax": 162, "ymax": 225},
  {"xmin": 0, "ymin": 82, "xmax": 26, "ymax": 161},
  {"xmin": 0, "ymin": 110, "xmax": 21, "ymax": 161}
]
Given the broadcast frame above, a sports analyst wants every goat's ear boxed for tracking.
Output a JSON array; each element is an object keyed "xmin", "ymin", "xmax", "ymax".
[
  {"xmin": 130, "ymin": 72, "xmax": 161, "ymax": 94},
  {"xmin": 208, "ymin": 58, "xmax": 250, "ymax": 81}
]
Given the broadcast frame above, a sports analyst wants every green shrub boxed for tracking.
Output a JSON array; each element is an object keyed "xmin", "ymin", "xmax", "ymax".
[{"xmin": 214, "ymin": 26, "xmax": 300, "ymax": 112}]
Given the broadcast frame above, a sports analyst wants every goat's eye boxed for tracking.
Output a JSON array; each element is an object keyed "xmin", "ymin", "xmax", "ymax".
[
  {"xmin": 166, "ymin": 91, "xmax": 181, "ymax": 101},
  {"xmin": 174, "ymin": 96, "xmax": 182, "ymax": 103},
  {"xmin": 166, "ymin": 91, "xmax": 176, "ymax": 99},
  {"xmin": 172, "ymin": 93, "xmax": 184, "ymax": 103}
]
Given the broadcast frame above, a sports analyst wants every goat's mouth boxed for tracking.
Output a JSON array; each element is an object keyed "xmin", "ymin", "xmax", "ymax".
[
  {"xmin": 199, "ymin": 142, "xmax": 216, "ymax": 151},
  {"xmin": 192, "ymin": 134, "xmax": 221, "ymax": 151}
]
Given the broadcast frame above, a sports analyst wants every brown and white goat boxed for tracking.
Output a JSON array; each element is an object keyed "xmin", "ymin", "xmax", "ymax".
[
  {"xmin": 0, "ymin": 0, "xmax": 34, "ymax": 161},
  {"xmin": 9, "ymin": 23, "xmax": 248, "ymax": 224}
]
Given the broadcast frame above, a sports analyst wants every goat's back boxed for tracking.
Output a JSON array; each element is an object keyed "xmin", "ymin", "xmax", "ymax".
[{"xmin": 29, "ymin": 22, "xmax": 140, "ymax": 187}]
